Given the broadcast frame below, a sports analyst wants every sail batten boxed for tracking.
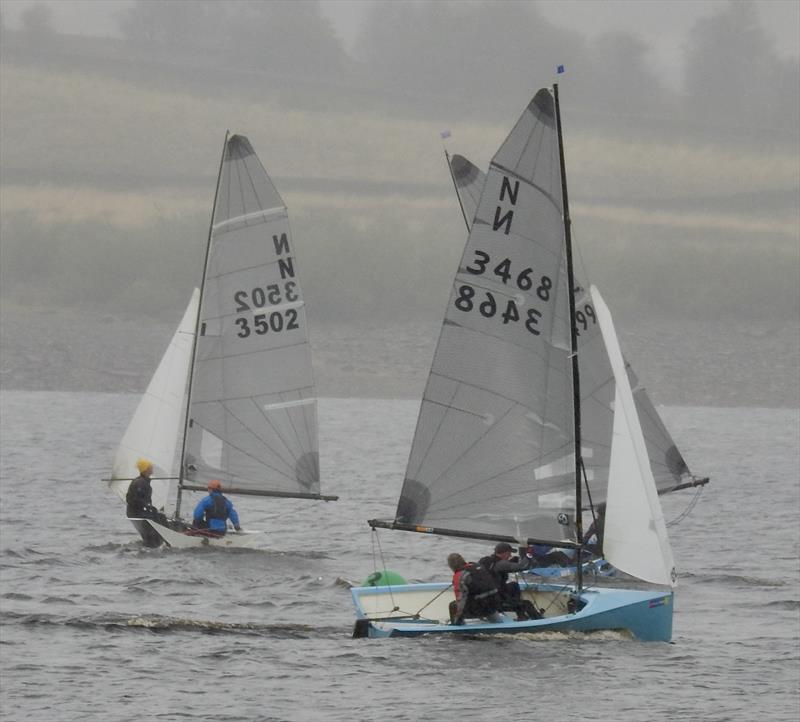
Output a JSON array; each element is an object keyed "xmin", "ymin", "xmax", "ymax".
[{"xmin": 212, "ymin": 206, "xmax": 286, "ymax": 232}]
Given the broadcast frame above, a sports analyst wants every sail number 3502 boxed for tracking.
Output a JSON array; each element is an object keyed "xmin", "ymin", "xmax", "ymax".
[
  {"xmin": 457, "ymin": 250, "xmax": 552, "ymax": 335},
  {"xmin": 234, "ymin": 282, "xmax": 300, "ymax": 338}
]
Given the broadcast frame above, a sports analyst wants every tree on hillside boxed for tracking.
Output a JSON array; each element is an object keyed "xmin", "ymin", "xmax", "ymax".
[
  {"xmin": 20, "ymin": 2, "xmax": 55, "ymax": 39},
  {"xmin": 353, "ymin": 0, "xmax": 670, "ymax": 128},
  {"xmin": 355, "ymin": 0, "xmax": 580, "ymax": 103},
  {"xmin": 222, "ymin": 0, "xmax": 347, "ymax": 77},
  {"xmin": 119, "ymin": 0, "xmax": 347, "ymax": 79},
  {"xmin": 684, "ymin": 0, "xmax": 799, "ymax": 136},
  {"xmin": 119, "ymin": 0, "xmax": 226, "ymax": 53}
]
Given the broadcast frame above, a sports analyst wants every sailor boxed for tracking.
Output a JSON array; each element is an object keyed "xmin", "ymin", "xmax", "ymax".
[
  {"xmin": 126, "ymin": 458, "xmax": 158, "ymax": 519},
  {"xmin": 479, "ymin": 542, "xmax": 542, "ymax": 621},
  {"xmin": 192, "ymin": 479, "xmax": 242, "ymax": 536},
  {"xmin": 447, "ymin": 553, "xmax": 501, "ymax": 625}
]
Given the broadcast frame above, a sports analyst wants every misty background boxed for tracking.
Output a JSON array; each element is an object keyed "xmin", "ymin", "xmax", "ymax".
[{"xmin": 1, "ymin": 0, "xmax": 798, "ymax": 407}]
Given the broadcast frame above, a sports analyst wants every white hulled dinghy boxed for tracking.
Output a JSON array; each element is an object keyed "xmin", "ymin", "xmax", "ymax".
[
  {"xmin": 352, "ymin": 86, "xmax": 690, "ymax": 641},
  {"xmin": 108, "ymin": 134, "xmax": 336, "ymax": 548}
]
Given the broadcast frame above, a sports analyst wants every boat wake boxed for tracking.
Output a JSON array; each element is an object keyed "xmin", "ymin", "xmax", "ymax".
[
  {"xmin": 689, "ymin": 572, "xmax": 788, "ymax": 588},
  {"xmin": 448, "ymin": 629, "xmax": 633, "ymax": 643},
  {"xmin": 4, "ymin": 611, "xmax": 343, "ymax": 638}
]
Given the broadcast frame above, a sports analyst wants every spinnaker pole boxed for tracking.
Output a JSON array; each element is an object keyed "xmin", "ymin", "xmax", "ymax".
[
  {"xmin": 174, "ymin": 130, "xmax": 229, "ymax": 520},
  {"xmin": 553, "ymin": 83, "xmax": 584, "ymax": 593}
]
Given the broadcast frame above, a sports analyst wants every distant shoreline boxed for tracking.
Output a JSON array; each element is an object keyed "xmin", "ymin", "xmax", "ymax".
[{"xmin": 1, "ymin": 305, "xmax": 798, "ymax": 408}]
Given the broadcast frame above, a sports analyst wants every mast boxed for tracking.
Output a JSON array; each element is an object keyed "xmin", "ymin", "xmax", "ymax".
[
  {"xmin": 174, "ymin": 130, "xmax": 229, "ymax": 519},
  {"xmin": 553, "ymin": 83, "xmax": 584, "ymax": 592}
]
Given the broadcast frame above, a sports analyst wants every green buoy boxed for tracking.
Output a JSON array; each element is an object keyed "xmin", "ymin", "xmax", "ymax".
[{"xmin": 363, "ymin": 570, "xmax": 407, "ymax": 587}]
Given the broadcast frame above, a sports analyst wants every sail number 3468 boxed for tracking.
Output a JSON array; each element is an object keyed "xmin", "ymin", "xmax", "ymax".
[{"xmin": 457, "ymin": 250, "xmax": 552, "ymax": 335}]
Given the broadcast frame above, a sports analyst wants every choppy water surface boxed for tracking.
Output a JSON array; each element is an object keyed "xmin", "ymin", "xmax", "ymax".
[{"xmin": 1, "ymin": 392, "xmax": 798, "ymax": 721}]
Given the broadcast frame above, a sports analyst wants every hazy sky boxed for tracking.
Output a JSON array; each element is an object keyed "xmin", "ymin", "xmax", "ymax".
[
  {"xmin": 1, "ymin": 0, "xmax": 798, "ymax": 329},
  {"xmin": 3, "ymin": 0, "xmax": 799, "ymax": 84}
]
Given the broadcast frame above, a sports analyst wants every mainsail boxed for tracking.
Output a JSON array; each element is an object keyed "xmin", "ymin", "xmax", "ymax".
[
  {"xmin": 110, "ymin": 288, "xmax": 200, "ymax": 510},
  {"xmin": 182, "ymin": 135, "xmax": 320, "ymax": 498},
  {"xmin": 396, "ymin": 90, "xmax": 577, "ymax": 544},
  {"xmin": 447, "ymin": 152, "xmax": 698, "ymax": 502}
]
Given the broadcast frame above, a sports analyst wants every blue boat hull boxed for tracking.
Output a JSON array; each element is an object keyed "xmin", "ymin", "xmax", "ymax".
[{"xmin": 351, "ymin": 581, "xmax": 672, "ymax": 642}]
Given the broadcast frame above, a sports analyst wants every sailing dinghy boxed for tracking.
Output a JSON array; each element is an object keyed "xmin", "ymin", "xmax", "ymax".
[
  {"xmin": 352, "ymin": 86, "xmax": 694, "ymax": 641},
  {"xmin": 445, "ymin": 152, "xmax": 708, "ymax": 578},
  {"xmin": 109, "ymin": 134, "xmax": 336, "ymax": 548}
]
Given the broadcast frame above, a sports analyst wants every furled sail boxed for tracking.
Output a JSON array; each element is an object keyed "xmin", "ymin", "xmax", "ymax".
[
  {"xmin": 110, "ymin": 288, "xmax": 200, "ymax": 510},
  {"xmin": 396, "ymin": 90, "xmax": 577, "ymax": 543},
  {"xmin": 591, "ymin": 286, "xmax": 675, "ymax": 586},
  {"xmin": 182, "ymin": 135, "xmax": 319, "ymax": 497},
  {"xmin": 448, "ymin": 153, "xmax": 697, "ymax": 504}
]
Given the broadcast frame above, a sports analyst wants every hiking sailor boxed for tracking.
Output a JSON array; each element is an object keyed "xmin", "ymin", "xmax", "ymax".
[
  {"xmin": 192, "ymin": 479, "xmax": 242, "ymax": 536},
  {"xmin": 447, "ymin": 553, "xmax": 502, "ymax": 625},
  {"xmin": 480, "ymin": 542, "xmax": 543, "ymax": 621},
  {"xmin": 126, "ymin": 457, "xmax": 167, "ymax": 525}
]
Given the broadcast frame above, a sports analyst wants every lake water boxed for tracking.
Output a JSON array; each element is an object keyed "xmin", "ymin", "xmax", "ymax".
[{"xmin": 1, "ymin": 391, "xmax": 798, "ymax": 721}]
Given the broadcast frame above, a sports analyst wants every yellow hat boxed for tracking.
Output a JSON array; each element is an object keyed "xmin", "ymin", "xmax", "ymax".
[{"xmin": 136, "ymin": 458, "xmax": 153, "ymax": 473}]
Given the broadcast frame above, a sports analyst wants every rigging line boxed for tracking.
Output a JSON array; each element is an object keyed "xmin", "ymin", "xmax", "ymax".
[
  {"xmin": 370, "ymin": 527, "xmax": 398, "ymax": 613},
  {"xmin": 666, "ymin": 484, "xmax": 704, "ymax": 527},
  {"xmin": 410, "ymin": 584, "xmax": 454, "ymax": 620},
  {"xmin": 581, "ymin": 457, "xmax": 598, "ymax": 533},
  {"xmin": 534, "ymin": 578, "xmax": 577, "ymax": 616}
]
